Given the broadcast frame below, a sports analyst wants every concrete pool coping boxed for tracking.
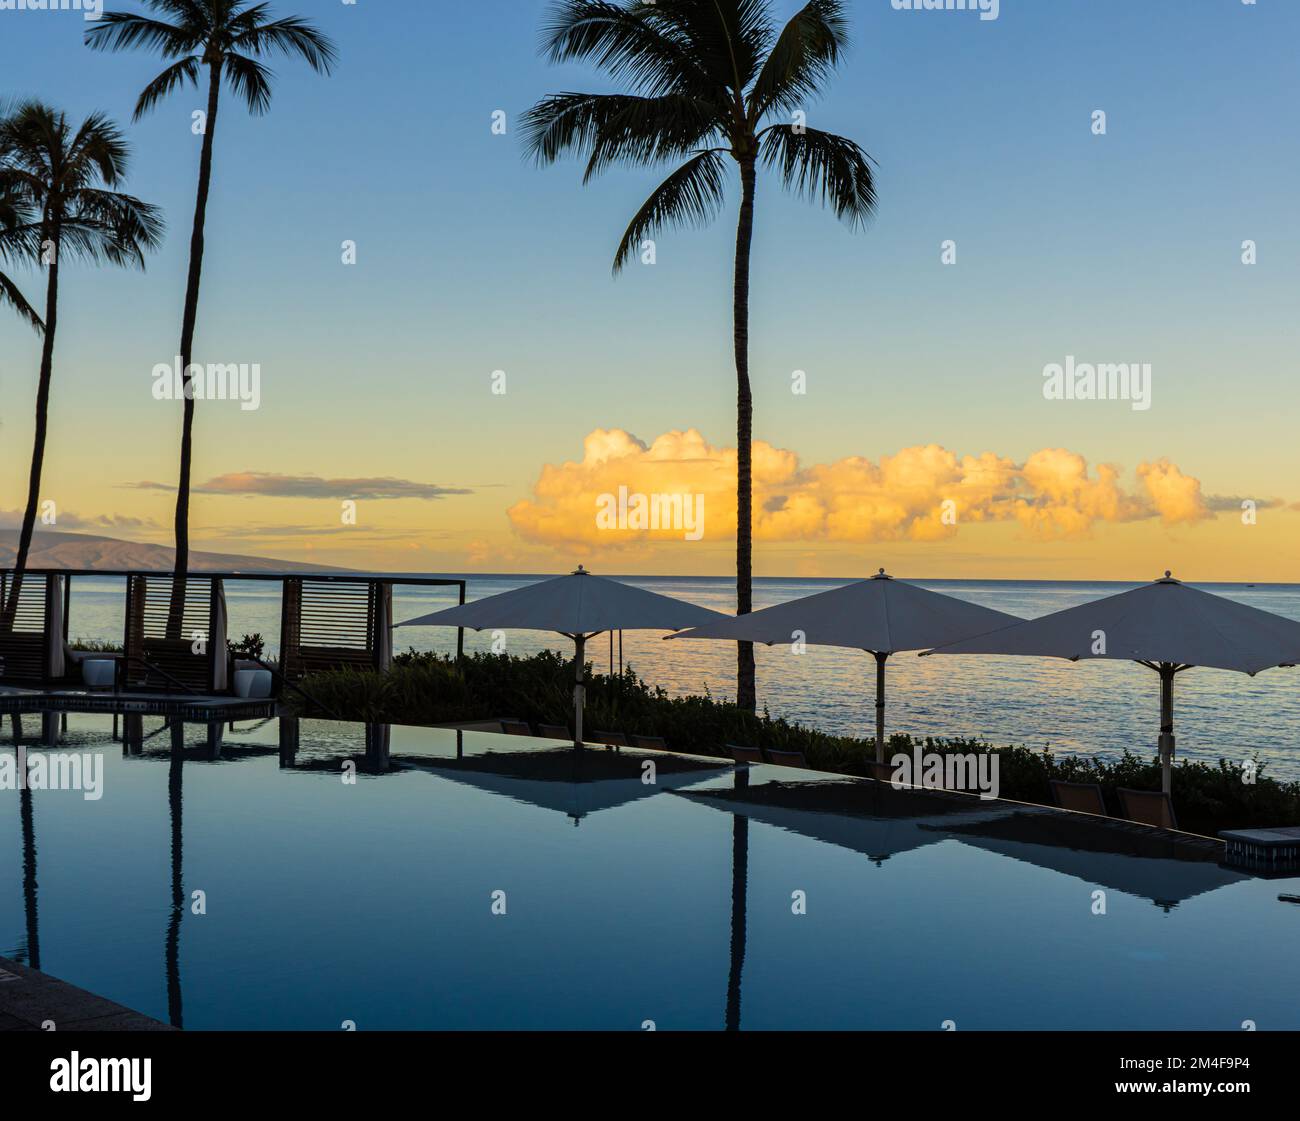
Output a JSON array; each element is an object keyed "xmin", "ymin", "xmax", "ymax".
[
  {"xmin": 0, "ymin": 686, "xmax": 275, "ymax": 721},
  {"xmin": 0, "ymin": 957, "xmax": 174, "ymax": 1032}
]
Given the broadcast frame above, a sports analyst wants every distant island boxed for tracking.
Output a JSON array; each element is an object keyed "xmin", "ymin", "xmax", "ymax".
[{"xmin": 0, "ymin": 530, "xmax": 339, "ymax": 573}]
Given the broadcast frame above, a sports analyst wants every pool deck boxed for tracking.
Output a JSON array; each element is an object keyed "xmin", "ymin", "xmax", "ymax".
[
  {"xmin": 0, "ymin": 957, "xmax": 173, "ymax": 1032},
  {"xmin": 0, "ymin": 685, "xmax": 275, "ymax": 721}
]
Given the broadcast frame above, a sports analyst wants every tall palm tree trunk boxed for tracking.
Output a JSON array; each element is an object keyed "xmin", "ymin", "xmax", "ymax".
[
  {"xmin": 168, "ymin": 61, "xmax": 221, "ymax": 636},
  {"xmin": 3, "ymin": 234, "xmax": 60, "ymax": 634},
  {"xmin": 733, "ymin": 159, "xmax": 757, "ymax": 711}
]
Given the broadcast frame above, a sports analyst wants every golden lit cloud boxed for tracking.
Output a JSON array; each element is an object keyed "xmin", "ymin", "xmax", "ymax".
[
  {"xmin": 508, "ymin": 429, "xmax": 1217, "ymax": 549},
  {"xmin": 1136, "ymin": 458, "xmax": 1213, "ymax": 525}
]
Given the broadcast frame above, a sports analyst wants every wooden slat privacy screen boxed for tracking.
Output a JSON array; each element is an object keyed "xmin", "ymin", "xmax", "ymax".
[
  {"xmin": 280, "ymin": 578, "xmax": 382, "ymax": 680},
  {"xmin": 123, "ymin": 574, "xmax": 218, "ymax": 693},
  {"xmin": 1, "ymin": 567, "xmax": 465, "ymax": 693},
  {"xmin": 0, "ymin": 572, "xmax": 53, "ymax": 684}
]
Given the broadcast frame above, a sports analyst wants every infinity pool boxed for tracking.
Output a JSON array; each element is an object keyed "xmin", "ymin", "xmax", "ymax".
[{"xmin": 2, "ymin": 712, "xmax": 1297, "ymax": 1031}]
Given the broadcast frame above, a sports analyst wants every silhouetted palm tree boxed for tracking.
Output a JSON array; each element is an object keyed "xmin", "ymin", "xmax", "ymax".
[
  {"xmin": 0, "ymin": 166, "xmax": 44, "ymax": 332},
  {"xmin": 0, "ymin": 161, "xmax": 44, "ymax": 619},
  {"xmin": 0, "ymin": 102, "xmax": 162, "ymax": 630},
  {"xmin": 523, "ymin": 0, "xmax": 876, "ymax": 710},
  {"xmin": 87, "ymin": 1, "xmax": 336, "ymax": 631}
]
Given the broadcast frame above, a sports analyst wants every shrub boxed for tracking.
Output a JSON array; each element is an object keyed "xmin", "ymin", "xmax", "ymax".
[
  {"xmin": 229, "ymin": 633, "xmax": 266, "ymax": 660},
  {"xmin": 290, "ymin": 649, "xmax": 1300, "ymax": 835}
]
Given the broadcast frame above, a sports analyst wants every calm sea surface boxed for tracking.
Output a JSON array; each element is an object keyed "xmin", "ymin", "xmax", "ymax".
[{"xmin": 60, "ymin": 574, "xmax": 1300, "ymax": 781}]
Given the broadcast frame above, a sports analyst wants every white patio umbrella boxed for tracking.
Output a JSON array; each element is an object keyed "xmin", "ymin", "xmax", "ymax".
[
  {"xmin": 924, "ymin": 572, "xmax": 1300, "ymax": 796},
  {"xmin": 668, "ymin": 569, "xmax": 1021, "ymax": 762},
  {"xmin": 396, "ymin": 566, "xmax": 726, "ymax": 748}
]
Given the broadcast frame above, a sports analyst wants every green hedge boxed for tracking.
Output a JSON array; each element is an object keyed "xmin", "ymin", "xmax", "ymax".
[
  {"xmin": 67, "ymin": 639, "xmax": 124, "ymax": 653},
  {"xmin": 290, "ymin": 649, "xmax": 1300, "ymax": 835}
]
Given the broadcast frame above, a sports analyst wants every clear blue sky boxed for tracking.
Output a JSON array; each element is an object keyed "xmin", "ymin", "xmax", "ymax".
[{"xmin": 1, "ymin": 0, "xmax": 1297, "ymax": 576}]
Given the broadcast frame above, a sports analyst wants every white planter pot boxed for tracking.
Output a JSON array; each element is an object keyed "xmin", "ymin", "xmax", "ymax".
[
  {"xmin": 233, "ymin": 669, "xmax": 273, "ymax": 699},
  {"xmin": 82, "ymin": 659, "xmax": 116, "ymax": 689}
]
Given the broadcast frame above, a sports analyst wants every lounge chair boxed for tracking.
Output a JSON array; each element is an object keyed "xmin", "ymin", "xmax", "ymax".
[
  {"xmin": 765, "ymin": 748, "xmax": 808, "ymax": 769},
  {"xmin": 1117, "ymin": 787, "xmax": 1179, "ymax": 830},
  {"xmin": 728, "ymin": 744, "xmax": 764, "ymax": 764},
  {"xmin": 498, "ymin": 719, "xmax": 532, "ymax": 736},
  {"xmin": 536, "ymin": 723, "xmax": 570, "ymax": 740},
  {"xmin": 629, "ymin": 734, "xmax": 668, "ymax": 750},
  {"xmin": 1050, "ymin": 779, "xmax": 1108, "ymax": 816},
  {"xmin": 588, "ymin": 730, "xmax": 627, "ymax": 750}
]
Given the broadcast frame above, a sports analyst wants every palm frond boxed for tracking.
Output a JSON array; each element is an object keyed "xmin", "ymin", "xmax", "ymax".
[
  {"xmin": 229, "ymin": 1, "xmax": 274, "ymax": 33},
  {"xmin": 134, "ymin": 56, "xmax": 202, "ymax": 120},
  {"xmin": 230, "ymin": 14, "xmax": 337, "ymax": 73},
  {"xmin": 522, "ymin": 93, "xmax": 609, "ymax": 165},
  {"xmin": 69, "ymin": 188, "xmax": 166, "ymax": 266},
  {"xmin": 84, "ymin": 11, "xmax": 200, "ymax": 57},
  {"xmin": 748, "ymin": 0, "xmax": 847, "ymax": 119},
  {"xmin": 540, "ymin": 0, "xmax": 716, "ymax": 98},
  {"xmin": 68, "ymin": 111, "xmax": 133, "ymax": 188},
  {"xmin": 641, "ymin": 0, "xmax": 774, "ymax": 94},
  {"xmin": 0, "ymin": 166, "xmax": 27, "ymax": 232},
  {"xmin": 0, "ymin": 216, "xmax": 44, "ymax": 261},
  {"xmin": 611, "ymin": 148, "xmax": 729, "ymax": 272},
  {"xmin": 0, "ymin": 172, "xmax": 43, "ymax": 331},
  {"xmin": 141, "ymin": 0, "xmax": 209, "ymax": 22},
  {"xmin": 0, "ymin": 102, "xmax": 61, "ymax": 187},
  {"xmin": 759, "ymin": 123, "xmax": 876, "ymax": 227},
  {"xmin": 224, "ymin": 52, "xmax": 275, "ymax": 114},
  {"xmin": 0, "ymin": 166, "xmax": 49, "ymax": 210},
  {"xmin": 0, "ymin": 269, "xmax": 44, "ymax": 332},
  {"xmin": 584, "ymin": 94, "xmax": 723, "ymax": 180},
  {"xmin": 523, "ymin": 91, "xmax": 722, "ymax": 174}
]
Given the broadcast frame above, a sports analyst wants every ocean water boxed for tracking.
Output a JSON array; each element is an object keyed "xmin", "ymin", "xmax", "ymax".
[{"xmin": 56, "ymin": 574, "xmax": 1300, "ymax": 781}]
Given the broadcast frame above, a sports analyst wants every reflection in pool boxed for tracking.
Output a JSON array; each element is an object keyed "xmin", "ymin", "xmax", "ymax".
[{"xmin": 2, "ymin": 712, "xmax": 1297, "ymax": 1031}]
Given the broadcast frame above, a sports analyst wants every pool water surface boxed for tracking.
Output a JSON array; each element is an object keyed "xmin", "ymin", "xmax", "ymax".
[{"xmin": 2, "ymin": 712, "xmax": 1296, "ymax": 1031}]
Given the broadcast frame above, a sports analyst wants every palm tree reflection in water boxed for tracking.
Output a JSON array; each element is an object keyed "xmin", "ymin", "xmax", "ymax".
[
  {"xmin": 166, "ymin": 722, "xmax": 185, "ymax": 1029},
  {"xmin": 726, "ymin": 767, "xmax": 749, "ymax": 1031},
  {"xmin": 20, "ymin": 781, "xmax": 40, "ymax": 973}
]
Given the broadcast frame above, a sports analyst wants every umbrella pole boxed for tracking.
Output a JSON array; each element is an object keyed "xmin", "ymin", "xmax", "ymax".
[
  {"xmin": 573, "ymin": 634, "xmax": 586, "ymax": 750},
  {"xmin": 874, "ymin": 652, "xmax": 889, "ymax": 764},
  {"xmin": 1158, "ymin": 662, "xmax": 1175, "ymax": 797}
]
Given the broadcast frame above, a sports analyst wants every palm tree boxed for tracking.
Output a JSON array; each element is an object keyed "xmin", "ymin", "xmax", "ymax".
[
  {"xmin": 0, "ymin": 172, "xmax": 44, "ymax": 333},
  {"xmin": 87, "ymin": 1, "xmax": 336, "ymax": 631},
  {"xmin": 0, "ymin": 102, "xmax": 163, "ymax": 631},
  {"xmin": 523, "ymin": 0, "xmax": 876, "ymax": 710},
  {"xmin": 0, "ymin": 149, "xmax": 45, "ymax": 621}
]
